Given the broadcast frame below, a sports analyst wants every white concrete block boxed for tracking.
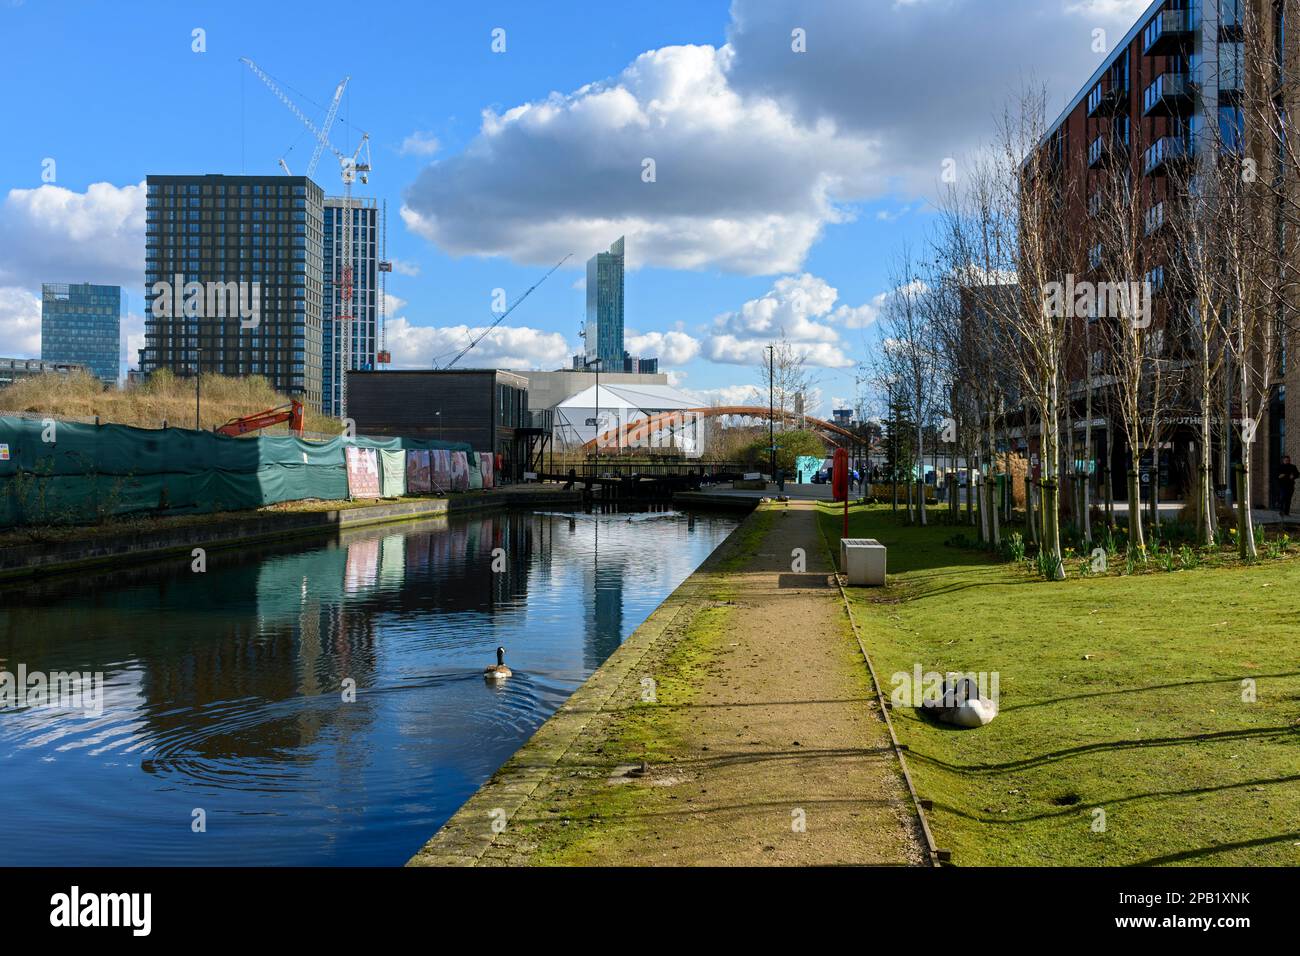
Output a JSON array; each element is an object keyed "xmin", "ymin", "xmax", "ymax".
[{"xmin": 841, "ymin": 538, "xmax": 886, "ymax": 587}]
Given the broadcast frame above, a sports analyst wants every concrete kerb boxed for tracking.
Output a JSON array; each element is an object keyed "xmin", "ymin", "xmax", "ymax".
[{"xmin": 816, "ymin": 512, "xmax": 943, "ymax": 867}]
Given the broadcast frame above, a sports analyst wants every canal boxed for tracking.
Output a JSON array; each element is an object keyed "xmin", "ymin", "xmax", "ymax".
[{"xmin": 0, "ymin": 507, "xmax": 740, "ymax": 865}]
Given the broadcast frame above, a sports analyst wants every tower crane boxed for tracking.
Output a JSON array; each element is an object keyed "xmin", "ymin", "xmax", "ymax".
[
  {"xmin": 439, "ymin": 254, "xmax": 572, "ymax": 370},
  {"xmin": 240, "ymin": 57, "xmax": 372, "ymax": 420}
]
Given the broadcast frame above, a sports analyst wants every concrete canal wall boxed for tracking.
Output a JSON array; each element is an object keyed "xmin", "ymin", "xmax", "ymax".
[{"xmin": 0, "ymin": 486, "xmax": 582, "ymax": 581}]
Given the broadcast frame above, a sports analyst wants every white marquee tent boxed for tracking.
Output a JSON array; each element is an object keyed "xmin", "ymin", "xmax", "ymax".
[{"xmin": 553, "ymin": 382, "xmax": 706, "ymax": 457}]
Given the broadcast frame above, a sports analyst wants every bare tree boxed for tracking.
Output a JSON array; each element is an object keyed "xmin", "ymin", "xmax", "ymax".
[
  {"xmin": 880, "ymin": 245, "xmax": 943, "ymax": 525},
  {"xmin": 980, "ymin": 87, "xmax": 1078, "ymax": 578},
  {"xmin": 1090, "ymin": 128, "xmax": 1169, "ymax": 558}
]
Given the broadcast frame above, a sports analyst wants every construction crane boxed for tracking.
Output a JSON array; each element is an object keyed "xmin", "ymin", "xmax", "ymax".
[
  {"xmin": 378, "ymin": 199, "xmax": 392, "ymax": 365},
  {"xmin": 240, "ymin": 57, "xmax": 372, "ymax": 420},
  {"xmin": 216, "ymin": 400, "xmax": 305, "ymax": 437},
  {"xmin": 240, "ymin": 58, "xmax": 348, "ymax": 179},
  {"xmin": 439, "ymin": 254, "xmax": 572, "ymax": 369}
]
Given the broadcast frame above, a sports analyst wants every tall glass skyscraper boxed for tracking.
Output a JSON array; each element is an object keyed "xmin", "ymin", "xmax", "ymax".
[
  {"xmin": 322, "ymin": 197, "xmax": 378, "ymax": 418},
  {"xmin": 584, "ymin": 236, "xmax": 625, "ymax": 371},
  {"xmin": 41, "ymin": 282, "xmax": 123, "ymax": 385}
]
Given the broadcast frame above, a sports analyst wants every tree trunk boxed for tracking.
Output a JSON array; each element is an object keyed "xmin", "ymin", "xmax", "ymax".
[
  {"xmin": 1237, "ymin": 463, "xmax": 1257, "ymax": 560},
  {"xmin": 916, "ymin": 421, "xmax": 926, "ymax": 527},
  {"xmin": 1127, "ymin": 469, "xmax": 1147, "ymax": 558},
  {"xmin": 1042, "ymin": 381, "xmax": 1065, "ymax": 579},
  {"xmin": 966, "ymin": 463, "xmax": 974, "ymax": 525},
  {"xmin": 1042, "ymin": 478, "xmax": 1064, "ymax": 579},
  {"xmin": 1025, "ymin": 477, "xmax": 1038, "ymax": 544},
  {"xmin": 989, "ymin": 476, "xmax": 1001, "ymax": 548},
  {"xmin": 1103, "ymin": 463, "xmax": 1113, "ymax": 526}
]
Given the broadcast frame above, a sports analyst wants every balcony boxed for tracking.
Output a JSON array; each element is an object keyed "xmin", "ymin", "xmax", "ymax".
[
  {"xmin": 1088, "ymin": 82, "xmax": 1129, "ymax": 117},
  {"xmin": 1088, "ymin": 132, "xmax": 1129, "ymax": 169},
  {"xmin": 1142, "ymin": 8, "xmax": 1195, "ymax": 57},
  {"xmin": 1143, "ymin": 135, "xmax": 1194, "ymax": 176},
  {"xmin": 1143, "ymin": 71, "xmax": 1193, "ymax": 117}
]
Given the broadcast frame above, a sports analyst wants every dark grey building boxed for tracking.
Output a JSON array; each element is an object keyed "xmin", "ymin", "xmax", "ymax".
[
  {"xmin": 142, "ymin": 174, "xmax": 326, "ymax": 410},
  {"xmin": 40, "ymin": 283, "xmax": 123, "ymax": 385},
  {"xmin": 347, "ymin": 369, "xmax": 535, "ymax": 480},
  {"xmin": 0, "ymin": 357, "xmax": 87, "ymax": 389}
]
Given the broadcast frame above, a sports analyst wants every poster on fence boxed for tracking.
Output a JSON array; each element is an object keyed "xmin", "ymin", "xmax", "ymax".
[
  {"xmin": 479, "ymin": 452, "xmax": 494, "ymax": 490},
  {"xmin": 406, "ymin": 449, "xmax": 431, "ymax": 494},
  {"xmin": 431, "ymin": 449, "xmax": 451, "ymax": 492},
  {"xmin": 450, "ymin": 451, "xmax": 470, "ymax": 492},
  {"xmin": 345, "ymin": 446, "xmax": 382, "ymax": 499}
]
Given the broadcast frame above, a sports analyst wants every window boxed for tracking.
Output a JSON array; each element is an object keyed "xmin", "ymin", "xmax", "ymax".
[{"xmin": 1219, "ymin": 106, "xmax": 1244, "ymax": 151}]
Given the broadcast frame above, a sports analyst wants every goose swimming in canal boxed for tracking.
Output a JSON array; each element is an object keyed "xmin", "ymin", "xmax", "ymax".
[{"xmin": 484, "ymin": 646, "xmax": 512, "ymax": 681}]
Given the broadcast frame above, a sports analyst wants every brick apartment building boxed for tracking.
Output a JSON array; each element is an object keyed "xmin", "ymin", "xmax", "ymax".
[{"xmin": 1035, "ymin": 0, "xmax": 1294, "ymax": 509}]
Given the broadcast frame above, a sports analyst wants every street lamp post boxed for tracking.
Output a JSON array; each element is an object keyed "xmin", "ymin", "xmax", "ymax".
[
  {"xmin": 584, "ymin": 357, "xmax": 602, "ymax": 463},
  {"xmin": 195, "ymin": 347, "xmax": 204, "ymax": 430},
  {"xmin": 768, "ymin": 344, "xmax": 775, "ymax": 483}
]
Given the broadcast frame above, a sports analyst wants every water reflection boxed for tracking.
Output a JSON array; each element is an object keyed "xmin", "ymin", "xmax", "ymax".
[{"xmin": 0, "ymin": 508, "xmax": 737, "ymax": 865}]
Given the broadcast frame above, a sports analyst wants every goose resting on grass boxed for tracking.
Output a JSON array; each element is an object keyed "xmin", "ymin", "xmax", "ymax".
[{"xmin": 924, "ymin": 675, "xmax": 998, "ymax": 728}]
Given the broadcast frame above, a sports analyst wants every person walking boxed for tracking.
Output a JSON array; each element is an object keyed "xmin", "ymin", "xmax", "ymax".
[{"xmin": 1279, "ymin": 456, "xmax": 1299, "ymax": 519}]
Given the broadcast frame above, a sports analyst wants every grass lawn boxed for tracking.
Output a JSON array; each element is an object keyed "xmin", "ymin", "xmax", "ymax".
[{"xmin": 818, "ymin": 502, "xmax": 1300, "ymax": 866}]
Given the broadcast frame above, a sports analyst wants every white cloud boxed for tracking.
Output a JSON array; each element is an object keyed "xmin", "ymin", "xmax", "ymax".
[
  {"xmin": 0, "ymin": 286, "xmax": 41, "ymax": 357},
  {"xmin": 389, "ymin": 258, "xmax": 421, "ymax": 277},
  {"xmin": 0, "ymin": 181, "xmax": 145, "ymax": 290},
  {"xmin": 1063, "ymin": 0, "xmax": 1149, "ymax": 17},
  {"xmin": 399, "ymin": 131, "xmax": 441, "ymax": 157},
  {"xmin": 385, "ymin": 317, "xmax": 571, "ymax": 370},
  {"xmin": 705, "ymin": 335, "xmax": 854, "ymax": 368},
  {"xmin": 625, "ymin": 328, "xmax": 700, "ymax": 366},
  {"xmin": 122, "ymin": 311, "xmax": 144, "ymax": 371},
  {"xmin": 383, "ymin": 292, "xmax": 408, "ymax": 316},
  {"xmin": 401, "ymin": 43, "xmax": 875, "ymax": 275},
  {"xmin": 703, "ymin": 273, "xmax": 874, "ymax": 368},
  {"xmin": 724, "ymin": 0, "xmax": 1147, "ymax": 195},
  {"xmin": 400, "ymin": 1, "xmax": 1147, "ymax": 276},
  {"xmin": 683, "ymin": 383, "xmax": 763, "ymax": 407}
]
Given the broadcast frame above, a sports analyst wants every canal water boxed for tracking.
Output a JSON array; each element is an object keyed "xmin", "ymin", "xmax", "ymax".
[{"xmin": 0, "ymin": 508, "xmax": 739, "ymax": 865}]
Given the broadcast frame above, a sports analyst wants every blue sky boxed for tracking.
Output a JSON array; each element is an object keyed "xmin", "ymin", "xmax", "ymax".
[{"xmin": 0, "ymin": 0, "xmax": 1149, "ymax": 413}]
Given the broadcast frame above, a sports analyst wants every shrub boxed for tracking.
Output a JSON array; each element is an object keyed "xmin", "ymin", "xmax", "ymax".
[{"xmin": 1001, "ymin": 532, "xmax": 1026, "ymax": 563}]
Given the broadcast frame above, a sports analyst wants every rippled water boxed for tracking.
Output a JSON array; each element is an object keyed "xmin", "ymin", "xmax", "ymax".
[{"xmin": 0, "ymin": 508, "xmax": 738, "ymax": 865}]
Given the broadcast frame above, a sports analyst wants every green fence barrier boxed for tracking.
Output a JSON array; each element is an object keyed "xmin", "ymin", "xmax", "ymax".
[{"xmin": 0, "ymin": 417, "xmax": 473, "ymax": 528}]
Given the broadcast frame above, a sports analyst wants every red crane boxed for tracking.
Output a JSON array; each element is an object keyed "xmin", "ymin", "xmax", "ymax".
[{"xmin": 215, "ymin": 400, "xmax": 305, "ymax": 437}]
